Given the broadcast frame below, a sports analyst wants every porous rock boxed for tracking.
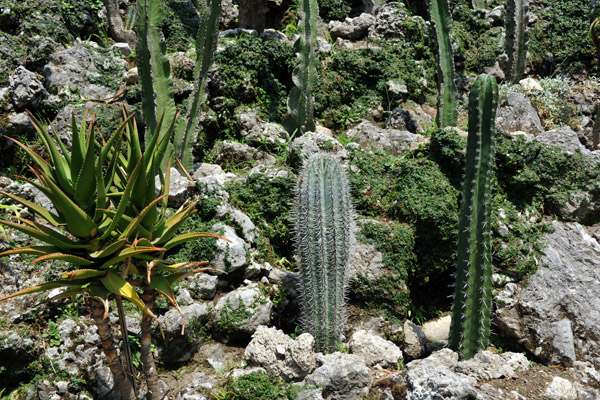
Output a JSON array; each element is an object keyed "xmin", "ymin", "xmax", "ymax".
[
  {"xmin": 304, "ymin": 352, "xmax": 372, "ymax": 400},
  {"xmin": 544, "ymin": 377, "xmax": 578, "ymax": 400},
  {"xmin": 329, "ymin": 13, "xmax": 376, "ymax": 40},
  {"xmin": 495, "ymin": 93, "xmax": 544, "ymax": 136},
  {"xmin": 346, "ymin": 121, "xmax": 427, "ymax": 156},
  {"xmin": 456, "ymin": 350, "xmax": 530, "ymax": 380},
  {"xmin": 403, "ymin": 320, "xmax": 427, "ymax": 360},
  {"xmin": 155, "ymin": 167, "xmax": 195, "ymax": 208},
  {"xmin": 8, "ymin": 66, "xmax": 45, "ymax": 108},
  {"xmin": 349, "ymin": 329, "xmax": 403, "ymax": 369},
  {"xmin": 245, "ymin": 325, "xmax": 316, "ymax": 381}
]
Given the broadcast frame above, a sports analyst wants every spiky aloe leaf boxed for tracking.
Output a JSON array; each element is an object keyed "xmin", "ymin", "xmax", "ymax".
[
  {"xmin": 449, "ymin": 74, "xmax": 498, "ymax": 360},
  {"xmin": 173, "ymin": 0, "xmax": 222, "ymax": 171},
  {"xmin": 283, "ymin": 0, "xmax": 318, "ymax": 136},
  {"xmin": 295, "ymin": 153, "xmax": 354, "ymax": 352},
  {"xmin": 430, "ymin": 0, "xmax": 458, "ymax": 128},
  {"xmin": 136, "ymin": 0, "xmax": 176, "ymax": 145},
  {"xmin": 503, "ymin": 0, "xmax": 529, "ymax": 83}
]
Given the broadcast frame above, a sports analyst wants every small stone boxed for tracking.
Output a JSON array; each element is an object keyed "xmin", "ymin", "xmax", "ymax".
[
  {"xmin": 544, "ymin": 377, "xmax": 577, "ymax": 400},
  {"xmin": 519, "ymin": 77, "xmax": 543, "ymax": 91}
]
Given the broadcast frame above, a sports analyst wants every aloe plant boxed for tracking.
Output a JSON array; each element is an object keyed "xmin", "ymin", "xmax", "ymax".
[
  {"xmin": 294, "ymin": 153, "xmax": 354, "ymax": 352},
  {"xmin": 430, "ymin": 0, "xmax": 459, "ymax": 128},
  {"xmin": 503, "ymin": 0, "xmax": 529, "ymax": 83},
  {"xmin": 283, "ymin": 0, "xmax": 319, "ymax": 135},
  {"xmin": 448, "ymin": 74, "xmax": 498, "ymax": 360}
]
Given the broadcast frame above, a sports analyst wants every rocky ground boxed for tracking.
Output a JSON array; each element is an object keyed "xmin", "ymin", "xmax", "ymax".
[{"xmin": 1, "ymin": 0, "xmax": 600, "ymax": 399}]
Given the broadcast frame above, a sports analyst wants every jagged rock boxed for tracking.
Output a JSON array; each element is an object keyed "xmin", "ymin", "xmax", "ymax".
[
  {"xmin": 43, "ymin": 45, "xmax": 124, "ymax": 100},
  {"xmin": 212, "ymin": 223, "xmax": 248, "ymax": 273},
  {"xmin": 572, "ymin": 361, "xmax": 600, "ymax": 387},
  {"xmin": 214, "ymin": 206, "xmax": 257, "ymax": 244},
  {"xmin": 110, "ymin": 42, "xmax": 132, "ymax": 56},
  {"xmin": 245, "ymin": 326, "xmax": 316, "ymax": 381},
  {"xmin": 158, "ymin": 302, "xmax": 211, "ymax": 363},
  {"xmin": 170, "ymin": 52, "xmax": 195, "ymax": 80},
  {"xmin": 193, "ymin": 162, "xmax": 236, "ymax": 192},
  {"xmin": 406, "ymin": 349, "xmax": 483, "ymax": 399},
  {"xmin": 494, "ymin": 283, "xmax": 526, "ymax": 340},
  {"xmin": 536, "ymin": 126, "xmax": 600, "ymax": 166},
  {"xmin": 346, "ymin": 121, "xmax": 427, "ymax": 156},
  {"xmin": 385, "ymin": 107, "xmax": 417, "ymax": 132},
  {"xmin": 501, "ymin": 222, "xmax": 600, "ymax": 368},
  {"xmin": 215, "ymin": 140, "xmax": 276, "ymax": 166},
  {"xmin": 544, "ymin": 377, "xmax": 578, "ymax": 400},
  {"xmin": 519, "ymin": 77, "xmax": 543, "ymax": 91},
  {"xmin": 183, "ymin": 273, "xmax": 219, "ymax": 301},
  {"xmin": 329, "ymin": 13, "xmax": 376, "ymax": 40},
  {"xmin": 211, "ymin": 283, "xmax": 272, "ymax": 338},
  {"xmin": 421, "ymin": 315, "xmax": 451, "ymax": 349},
  {"xmin": 155, "ymin": 167, "xmax": 195, "ymax": 208},
  {"xmin": 495, "ymin": 93, "xmax": 544, "ymax": 136},
  {"xmin": 304, "ymin": 353, "xmax": 372, "ymax": 400},
  {"xmin": 456, "ymin": 351, "xmax": 530, "ymax": 380},
  {"xmin": 8, "ymin": 66, "xmax": 45, "ymax": 109},
  {"xmin": 288, "ymin": 131, "xmax": 344, "ymax": 167},
  {"xmin": 94, "ymin": 366, "xmax": 120, "ymax": 400},
  {"xmin": 0, "ymin": 111, "xmax": 35, "ymax": 136},
  {"xmin": 125, "ymin": 67, "xmax": 138, "ymax": 84},
  {"xmin": 370, "ymin": 3, "xmax": 409, "ymax": 40},
  {"xmin": 403, "ymin": 320, "xmax": 427, "ymax": 360},
  {"xmin": 244, "ymin": 122, "xmax": 288, "ymax": 151},
  {"xmin": 348, "ymin": 239, "xmax": 385, "ymax": 281},
  {"xmin": 349, "ymin": 329, "xmax": 403, "ymax": 369},
  {"xmin": 159, "ymin": 302, "xmax": 211, "ymax": 337},
  {"xmin": 296, "ymin": 389, "xmax": 325, "ymax": 400}
]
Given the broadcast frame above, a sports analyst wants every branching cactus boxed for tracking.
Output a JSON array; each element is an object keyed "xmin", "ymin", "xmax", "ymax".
[
  {"xmin": 449, "ymin": 74, "xmax": 498, "ymax": 360},
  {"xmin": 294, "ymin": 153, "xmax": 354, "ymax": 352},
  {"xmin": 174, "ymin": 0, "xmax": 222, "ymax": 170},
  {"xmin": 283, "ymin": 0, "xmax": 319, "ymax": 136},
  {"xmin": 430, "ymin": 0, "xmax": 459, "ymax": 128},
  {"xmin": 136, "ymin": 0, "xmax": 177, "ymax": 144},
  {"xmin": 503, "ymin": 0, "xmax": 529, "ymax": 83}
]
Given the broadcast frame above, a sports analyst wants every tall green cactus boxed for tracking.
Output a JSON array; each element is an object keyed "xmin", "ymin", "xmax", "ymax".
[
  {"xmin": 136, "ymin": 0, "xmax": 176, "ymax": 144},
  {"xmin": 173, "ymin": 0, "xmax": 222, "ymax": 170},
  {"xmin": 283, "ymin": 0, "xmax": 319, "ymax": 135},
  {"xmin": 295, "ymin": 153, "xmax": 354, "ymax": 352},
  {"xmin": 430, "ymin": 0, "xmax": 459, "ymax": 128},
  {"xmin": 503, "ymin": 0, "xmax": 529, "ymax": 83},
  {"xmin": 448, "ymin": 74, "xmax": 498, "ymax": 360}
]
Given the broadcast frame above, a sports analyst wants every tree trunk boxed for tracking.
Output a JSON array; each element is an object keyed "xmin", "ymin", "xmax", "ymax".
[
  {"xmin": 140, "ymin": 283, "xmax": 161, "ymax": 399},
  {"xmin": 102, "ymin": 0, "xmax": 137, "ymax": 47},
  {"xmin": 90, "ymin": 298, "xmax": 136, "ymax": 400}
]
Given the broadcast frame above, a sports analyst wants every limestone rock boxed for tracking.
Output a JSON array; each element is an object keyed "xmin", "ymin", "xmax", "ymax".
[
  {"xmin": 456, "ymin": 351, "xmax": 530, "ymax": 380},
  {"xmin": 155, "ymin": 167, "xmax": 195, "ymax": 208},
  {"xmin": 349, "ymin": 329, "xmax": 403, "ymax": 369},
  {"xmin": 346, "ymin": 121, "xmax": 427, "ymax": 156},
  {"xmin": 403, "ymin": 320, "xmax": 427, "ymax": 360},
  {"xmin": 495, "ymin": 93, "xmax": 544, "ymax": 136},
  {"xmin": 304, "ymin": 353, "xmax": 372, "ymax": 400},
  {"xmin": 8, "ymin": 66, "xmax": 45, "ymax": 108},
  {"xmin": 544, "ymin": 377, "xmax": 577, "ymax": 400},
  {"xmin": 245, "ymin": 326, "xmax": 316, "ymax": 381},
  {"xmin": 329, "ymin": 13, "xmax": 376, "ymax": 40},
  {"xmin": 212, "ymin": 224, "xmax": 249, "ymax": 273}
]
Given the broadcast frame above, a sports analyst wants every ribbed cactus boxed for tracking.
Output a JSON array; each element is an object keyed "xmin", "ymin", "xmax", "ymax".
[
  {"xmin": 283, "ymin": 0, "xmax": 319, "ymax": 135},
  {"xmin": 136, "ymin": 0, "xmax": 177, "ymax": 144},
  {"xmin": 173, "ymin": 0, "xmax": 222, "ymax": 170},
  {"xmin": 503, "ymin": 0, "xmax": 529, "ymax": 83},
  {"xmin": 448, "ymin": 74, "xmax": 498, "ymax": 360},
  {"xmin": 295, "ymin": 153, "xmax": 354, "ymax": 352}
]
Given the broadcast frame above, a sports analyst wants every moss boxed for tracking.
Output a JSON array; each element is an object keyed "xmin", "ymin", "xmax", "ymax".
[
  {"xmin": 227, "ymin": 172, "xmax": 296, "ymax": 263},
  {"xmin": 315, "ymin": 38, "xmax": 435, "ymax": 131},
  {"xmin": 215, "ymin": 295, "xmax": 257, "ymax": 334},
  {"xmin": 351, "ymin": 220, "xmax": 414, "ymax": 315}
]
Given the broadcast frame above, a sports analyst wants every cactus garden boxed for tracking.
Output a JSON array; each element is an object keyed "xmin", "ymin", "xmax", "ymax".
[{"xmin": 1, "ymin": 0, "xmax": 600, "ymax": 398}]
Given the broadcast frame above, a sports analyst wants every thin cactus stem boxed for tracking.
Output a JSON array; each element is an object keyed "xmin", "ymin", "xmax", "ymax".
[
  {"xmin": 430, "ymin": 0, "xmax": 459, "ymax": 128},
  {"xmin": 448, "ymin": 74, "xmax": 498, "ymax": 360},
  {"xmin": 295, "ymin": 154, "xmax": 354, "ymax": 352},
  {"xmin": 503, "ymin": 0, "xmax": 529, "ymax": 83}
]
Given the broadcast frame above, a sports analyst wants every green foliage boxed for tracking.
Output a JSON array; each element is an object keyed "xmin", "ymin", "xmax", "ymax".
[
  {"xmin": 211, "ymin": 35, "xmax": 295, "ymax": 131},
  {"xmin": 319, "ymin": 0, "xmax": 352, "ymax": 21},
  {"xmin": 449, "ymin": 74, "xmax": 498, "ymax": 360},
  {"xmin": 430, "ymin": 0, "xmax": 458, "ymax": 127},
  {"xmin": 352, "ymin": 221, "xmax": 414, "ymax": 315},
  {"xmin": 295, "ymin": 154, "xmax": 354, "ymax": 352},
  {"xmin": 215, "ymin": 296, "xmax": 257, "ymax": 334},
  {"xmin": 41, "ymin": 321, "xmax": 61, "ymax": 347},
  {"xmin": 529, "ymin": 0, "xmax": 595, "ymax": 72},
  {"xmin": 227, "ymin": 172, "xmax": 295, "ymax": 262},
  {"xmin": 219, "ymin": 371, "xmax": 303, "ymax": 400},
  {"xmin": 315, "ymin": 39, "xmax": 435, "ymax": 131},
  {"xmin": 283, "ymin": 0, "xmax": 319, "ymax": 135}
]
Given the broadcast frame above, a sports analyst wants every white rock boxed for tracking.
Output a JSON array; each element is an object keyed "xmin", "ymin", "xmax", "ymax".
[
  {"xmin": 421, "ymin": 315, "xmax": 451, "ymax": 344},
  {"xmin": 349, "ymin": 329, "xmax": 403, "ymax": 368},
  {"xmin": 544, "ymin": 377, "xmax": 577, "ymax": 400}
]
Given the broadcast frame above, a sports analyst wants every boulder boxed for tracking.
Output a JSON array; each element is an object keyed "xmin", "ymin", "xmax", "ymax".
[
  {"xmin": 456, "ymin": 350, "xmax": 530, "ymax": 380},
  {"xmin": 370, "ymin": 3, "xmax": 409, "ymax": 40},
  {"xmin": 304, "ymin": 353, "xmax": 372, "ymax": 400},
  {"xmin": 244, "ymin": 122, "xmax": 288, "ymax": 151},
  {"xmin": 536, "ymin": 126, "xmax": 600, "ymax": 165},
  {"xmin": 245, "ymin": 326, "xmax": 316, "ymax": 381},
  {"xmin": 346, "ymin": 121, "xmax": 427, "ymax": 156},
  {"xmin": 349, "ymin": 329, "xmax": 403, "ymax": 369},
  {"xmin": 495, "ymin": 93, "xmax": 544, "ymax": 136},
  {"xmin": 287, "ymin": 131, "xmax": 344, "ymax": 167},
  {"xmin": 8, "ymin": 66, "xmax": 45, "ymax": 109},
  {"xmin": 158, "ymin": 302, "xmax": 211, "ymax": 363},
  {"xmin": 544, "ymin": 377, "xmax": 578, "ymax": 400},
  {"xmin": 212, "ymin": 224, "xmax": 249, "ymax": 273},
  {"xmin": 211, "ymin": 283, "xmax": 273, "ymax": 338},
  {"xmin": 403, "ymin": 320, "xmax": 427, "ymax": 360},
  {"xmin": 155, "ymin": 167, "xmax": 195, "ymax": 208},
  {"xmin": 329, "ymin": 13, "xmax": 376, "ymax": 40}
]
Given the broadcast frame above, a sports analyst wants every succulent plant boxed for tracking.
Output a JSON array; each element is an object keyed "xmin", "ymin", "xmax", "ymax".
[
  {"xmin": 503, "ymin": 0, "xmax": 529, "ymax": 83},
  {"xmin": 294, "ymin": 153, "xmax": 354, "ymax": 352},
  {"xmin": 448, "ymin": 74, "xmax": 498, "ymax": 360}
]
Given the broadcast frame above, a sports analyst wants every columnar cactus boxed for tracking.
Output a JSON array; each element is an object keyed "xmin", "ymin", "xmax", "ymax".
[
  {"xmin": 430, "ymin": 0, "xmax": 459, "ymax": 128},
  {"xmin": 503, "ymin": 0, "xmax": 529, "ymax": 83},
  {"xmin": 294, "ymin": 153, "xmax": 354, "ymax": 352},
  {"xmin": 448, "ymin": 74, "xmax": 498, "ymax": 360},
  {"xmin": 283, "ymin": 0, "xmax": 319, "ymax": 135}
]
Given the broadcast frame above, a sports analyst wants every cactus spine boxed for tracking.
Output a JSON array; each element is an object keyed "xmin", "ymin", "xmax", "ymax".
[
  {"xmin": 503, "ymin": 0, "xmax": 529, "ymax": 83},
  {"xmin": 430, "ymin": 0, "xmax": 459, "ymax": 128},
  {"xmin": 448, "ymin": 74, "xmax": 498, "ymax": 360},
  {"xmin": 295, "ymin": 153, "xmax": 354, "ymax": 352},
  {"xmin": 283, "ymin": 0, "xmax": 319, "ymax": 135},
  {"xmin": 174, "ymin": 0, "xmax": 222, "ymax": 170}
]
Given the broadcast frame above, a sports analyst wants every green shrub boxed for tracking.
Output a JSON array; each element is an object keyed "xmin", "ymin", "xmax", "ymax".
[{"xmin": 223, "ymin": 371, "xmax": 302, "ymax": 400}]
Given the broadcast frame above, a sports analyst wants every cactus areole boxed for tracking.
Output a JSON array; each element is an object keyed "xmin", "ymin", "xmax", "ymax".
[
  {"xmin": 294, "ymin": 153, "xmax": 354, "ymax": 352},
  {"xmin": 449, "ymin": 74, "xmax": 499, "ymax": 360}
]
